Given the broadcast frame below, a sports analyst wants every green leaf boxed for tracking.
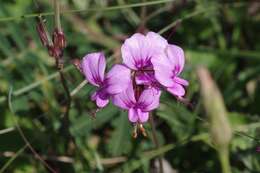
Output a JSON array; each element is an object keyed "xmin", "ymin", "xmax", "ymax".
[{"xmin": 107, "ymin": 111, "xmax": 132, "ymax": 156}]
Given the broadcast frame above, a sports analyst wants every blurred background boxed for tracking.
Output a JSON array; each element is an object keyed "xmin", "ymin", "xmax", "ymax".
[{"xmin": 0, "ymin": 0, "xmax": 259, "ymax": 172}]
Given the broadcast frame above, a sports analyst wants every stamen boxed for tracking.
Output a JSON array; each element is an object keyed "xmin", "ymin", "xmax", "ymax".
[
  {"xmin": 139, "ymin": 124, "xmax": 147, "ymax": 137},
  {"xmin": 132, "ymin": 124, "xmax": 138, "ymax": 138}
]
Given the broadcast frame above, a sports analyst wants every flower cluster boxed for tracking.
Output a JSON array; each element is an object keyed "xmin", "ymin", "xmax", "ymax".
[{"xmin": 80, "ymin": 32, "xmax": 188, "ymax": 126}]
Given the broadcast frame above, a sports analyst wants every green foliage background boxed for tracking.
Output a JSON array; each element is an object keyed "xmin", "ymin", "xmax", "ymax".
[{"xmin": 0, "ymin": 0, "xmax": 259, "ymax": 172}]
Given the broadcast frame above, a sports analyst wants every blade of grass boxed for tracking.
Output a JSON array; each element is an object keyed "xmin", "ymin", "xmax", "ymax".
[
  {"xmin": 0, "ymin": 0, "xmax": 175, "ymax": 22},
  {"xmin": 0, "ymin": 127, "xmax": 15, "ymax": 135},
  {"xmin": 0, "ymin": 144, "xmax": 28, "ymax": 173},
  {"xmin": 0, "ymin": 65, "xmax": 73, "ymax": 104}
]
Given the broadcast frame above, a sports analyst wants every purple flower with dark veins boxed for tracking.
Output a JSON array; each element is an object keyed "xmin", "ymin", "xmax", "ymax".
[
  {"xmin": 82, "ymin": 52, "xmax": 131, "ymax": 108},
  {"xmin": 152, "ymin": 44, "xmax": 189, "ymax": 97},
  {"xmin": 112, "ymin": 83, "xmax": 161, "ymax": 123},
  {"xmin": 121, "ymin": 32, "xmax": 168, "ymax": 87},
  {"xmin": 79, "ymin": 31, "xmax": 189, "ymax": 132}
]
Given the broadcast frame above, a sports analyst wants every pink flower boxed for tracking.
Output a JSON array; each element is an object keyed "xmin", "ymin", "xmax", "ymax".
[
  {"xmin": 151, "ymin": 44, "xmax": 188, "ymax": 97},
  {"xmin": 80, "ymin": 31, "xmax": 189, "ymax": 128},
  {"xmin": 82, "ymin": 52, "xmax": 131, "ymax": 108},
  {"xmin": 122, "ymin": 32, "xmax": 167, "ymax": 70},
  {"xmin": 112, "ymin": 83, "xmax": 161, "ymax": 123},
  {"xmin": 121, "ymin": 32, "xmax": 168, "ymax": 87}
]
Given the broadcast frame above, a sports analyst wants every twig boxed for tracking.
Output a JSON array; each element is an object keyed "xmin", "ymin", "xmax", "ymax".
[
  {"xmin": 0, "ymin": 127, "xmax": 15, "ymax": 135},
  {"xmin": 70, "ymin": 80, "xmax": 88, "ymax": 97},
  {"xmin": 149, "ymin": 113, "xmax": 164, "ymax": 173}
]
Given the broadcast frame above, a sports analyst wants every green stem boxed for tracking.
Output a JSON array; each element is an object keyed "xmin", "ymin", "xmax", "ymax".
[
  {"xmin": 149, "ymin": 114, "xmax": 164, "ymax": 173},
  {"xmin": 218, "ymin": 147, "xmax": 231, "ymax": 173},
  {"xmin": 54, "ymin": 0, "xmax": 61, "ymax": 31}
]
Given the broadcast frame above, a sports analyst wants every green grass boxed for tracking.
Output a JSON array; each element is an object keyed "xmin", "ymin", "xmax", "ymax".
[{"xmin": 0, "ymin": 0, "xmax": 259, "ymax": 172}]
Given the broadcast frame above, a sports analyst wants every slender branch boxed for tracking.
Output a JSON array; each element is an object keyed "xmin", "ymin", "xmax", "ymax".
[{"xmin": 149, "ymin": 113, "xmax": 163, "ymax": 173}]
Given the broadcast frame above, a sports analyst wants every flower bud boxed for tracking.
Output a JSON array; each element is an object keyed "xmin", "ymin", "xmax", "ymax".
[
  {"xmin": 197, "ymin": 67, "xmax": 232, "ymax": 148},
  {"xmin": 36, "ymin": 20, "xmax": 49, "ymax": 47},
  {"xmin": 52, "ymin": 28, "xmax": 66, "ymax": 49}
]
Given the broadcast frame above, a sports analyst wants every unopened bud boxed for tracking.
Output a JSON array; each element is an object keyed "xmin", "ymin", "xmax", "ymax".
[
  {"xmin": 197, "ymin": 67, "xmax": 232, "ymax": 148},
  {"xmin": 53, "ymin": 28, "xmax": 66, "ymax": 49},
  {"xmin": 36, "ymin": 19, "xmax": 49, "ymax": 46}
]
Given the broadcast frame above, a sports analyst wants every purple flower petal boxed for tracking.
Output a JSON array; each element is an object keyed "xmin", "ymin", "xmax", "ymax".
[
  {"xmin": 174, "ymin": 77, "xmax": 189, "ymax": 86},
  {"xmin": 91, "ymin": 92, "xmax": 98, "ymax": 101},
  {"xmin": 151, "ymin": 53, "xmax": 175, "ymax": 87},
  {"xmin": 112, "ymin": 83, "xmax": 136, "ymax": 110},
  {"xmin": 82, "ymin": 52, "xmax": 106, "ymax": 86},
  {"xmin": 138, "ymin": 88, "xmax": 161, "ymax": 111},
  {"xmin": 167, "ymin": 83, "xmax": 186, "ymax": 97},
  {"xmin": 167, "ymin": 44, "xmax": 185, "ymax": 75},
  {"xmin": 137, "ymin": 109, "xmax": 149, "ymax": 123},
  {"xmin": 135, "ymin": 72, "xmax": 155, "ymax": 85},
  {"xmin": 121, "ymin": 33, "xmax": 146, "ymax": 70},
  {"xmin": 128, "ymin": 108, "xmax": 138, "ymax": 122},
  {"xmin": 121, "ymin": 32, "xmax": 168, "ymax": 70},
  {"xmin": 96, "ymin": 96, "xmax": 109, "ymax": 108},
  {"xmin": 146, "ymin": 32, "xmax": 168, "ymax": 53},
  {"xmin": 105, "ymin": 64, "xmax": 131, "ymax": 94},
  {"xmin": 91, "ymin": 90, "xmax": 109, "ymax": 108}
]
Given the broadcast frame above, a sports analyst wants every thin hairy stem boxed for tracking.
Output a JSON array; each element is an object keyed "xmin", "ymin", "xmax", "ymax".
[
  {"xmin": 149, "ymin": 114, "xmax": 163, "ymax": 173},
  {"xmin": 53, "ymin": 0, "xmax": 74, "ymax": 147}
]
